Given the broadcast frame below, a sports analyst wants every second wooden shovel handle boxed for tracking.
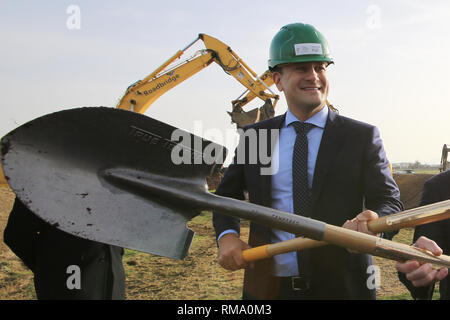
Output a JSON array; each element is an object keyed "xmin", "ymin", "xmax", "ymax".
[{"xmin": 242, "ymin": 199, "xmax": 450, "ymax": 262}]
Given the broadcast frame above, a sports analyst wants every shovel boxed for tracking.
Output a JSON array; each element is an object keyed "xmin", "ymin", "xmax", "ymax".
[{"xmin": 2, "ymin": 107, "xmax": 450, "ymax": 267}]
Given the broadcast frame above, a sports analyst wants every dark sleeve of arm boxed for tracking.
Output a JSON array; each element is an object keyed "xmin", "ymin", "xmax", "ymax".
[
  {"xmin": 212, "ymin": 147, "xmax": 247, "ymax": 241},
  {"xmin": 362, "ymin": 126, "xmax": 404, "ymax": 239},
  {"xmin": 397, "ymin": 179, "xmax": 442, "ymax": 300}
]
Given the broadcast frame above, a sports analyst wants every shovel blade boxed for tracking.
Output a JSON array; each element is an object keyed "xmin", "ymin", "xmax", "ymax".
[{"xmin": 1, "ymin": 107, "xmax": 227, "ymax": 259}]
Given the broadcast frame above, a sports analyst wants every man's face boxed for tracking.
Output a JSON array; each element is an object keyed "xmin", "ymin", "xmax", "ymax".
[{"xmin": 273, "ymin": 61, "xmax": 329, "ymax": 113}]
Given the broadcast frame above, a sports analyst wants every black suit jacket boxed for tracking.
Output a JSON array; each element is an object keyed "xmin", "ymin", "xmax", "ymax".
[
  {"xmin": 4, "ymin": 198, "xmax": 126, "ymax": 300},
  {"xmin": 213, "ymin": 109, "xmax": 403, "ymax": 299},
  {"xmin": 398, "ymin": 170, "xmax": 450, "ymax": 300}
]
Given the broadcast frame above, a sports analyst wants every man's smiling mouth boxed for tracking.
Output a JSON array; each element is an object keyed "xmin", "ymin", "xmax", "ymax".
[{"xmin": 301, "ymin": 87, "xmax": 321, "ymax": 91}]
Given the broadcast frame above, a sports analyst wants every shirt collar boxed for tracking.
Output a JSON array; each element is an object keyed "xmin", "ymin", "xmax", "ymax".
[{"xmin": 284, "ymin": 105, "xmax": 329, "ymax": 129}]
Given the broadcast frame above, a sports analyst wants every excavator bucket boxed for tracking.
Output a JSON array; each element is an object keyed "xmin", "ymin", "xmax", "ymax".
[{"xmin": 228, "ymin": 99, "xmax": 275, "ymax": 129}]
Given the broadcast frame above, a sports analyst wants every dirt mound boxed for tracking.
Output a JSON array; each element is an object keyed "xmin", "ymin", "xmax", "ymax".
[{"xmin": 393, "ymin": 173, "xmax": 434, "ymax": 210}]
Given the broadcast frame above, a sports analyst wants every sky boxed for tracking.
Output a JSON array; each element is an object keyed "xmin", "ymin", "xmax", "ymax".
[{"xmin": 1, "ymin": 0, "xmax": 449, "ymax": 165}]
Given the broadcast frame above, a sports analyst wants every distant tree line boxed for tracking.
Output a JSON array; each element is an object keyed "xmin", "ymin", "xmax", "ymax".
[{"xmin": 392, "ymin": 161, "xmax": 440, "ymax": 170}]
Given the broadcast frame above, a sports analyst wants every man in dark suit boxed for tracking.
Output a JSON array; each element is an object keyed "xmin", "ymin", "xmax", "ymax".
[
  {"xmin": 4, "ymin": 198, "xmax": 126, "ymax": 299},
  {"xmin": 213, "ymin": 23, "xmax": 442, "ymax": 300},
  {"xmin": 397, "ymin": 170, "xmax": 450, "ymax": 299}
]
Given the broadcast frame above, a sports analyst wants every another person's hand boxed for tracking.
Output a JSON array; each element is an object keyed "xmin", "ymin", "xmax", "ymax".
[
  {"xmin": 217, "ymin": 233, "xmax": 253, "ymax": 271},
  {"xmin": 342, "ymin": 210, "xmax": 379, "ymax": 236},
  {"xmin": 395, "ymin": 236, "xmax": 449, "ymax": 287},
  {"xmin": 342, "ymin": 210, "xmax": 379, "ymax": 253}
]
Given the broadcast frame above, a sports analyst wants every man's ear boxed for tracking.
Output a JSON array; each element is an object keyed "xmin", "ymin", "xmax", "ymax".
[{"xmin": 272, "ymin": 72, "xmax": 284, "ymax": 92}]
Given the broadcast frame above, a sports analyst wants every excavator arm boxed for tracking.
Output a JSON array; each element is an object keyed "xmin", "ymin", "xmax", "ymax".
[
  {"xmin": 231, "ymin": 69, "xmax": 275, "ymax": 111},
  {"xmin": 117, "ymin": 34, "xmax": 279, "ymax": 127},
  {"xmin": 117, "ymin": 48, "xmax": 215, "ymax": 114}
]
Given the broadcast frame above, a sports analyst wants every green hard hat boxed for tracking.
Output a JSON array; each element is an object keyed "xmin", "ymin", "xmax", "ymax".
[{"xmin": 268, "ymin": 23, "xmax": 333, "ymax": 68}]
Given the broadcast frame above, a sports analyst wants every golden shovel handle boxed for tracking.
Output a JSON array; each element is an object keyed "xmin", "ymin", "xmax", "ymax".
[{"xmin": 242, "ymin": 200, "xmax": 450, "ymax": 263}]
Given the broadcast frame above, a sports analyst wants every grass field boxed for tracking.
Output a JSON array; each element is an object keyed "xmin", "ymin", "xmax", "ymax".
[{"xmin": 412, "ymin": 169, "xmax": 440, "ymax": 174}]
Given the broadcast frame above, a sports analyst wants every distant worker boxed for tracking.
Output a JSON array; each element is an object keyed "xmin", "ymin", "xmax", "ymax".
[
  {"xmin": 4, "ymin": 198, "xmax": 126, "ymax": 299},
  {"xmin": 397, "ymin": 170, "xmax": 450, "ymax": 299}
]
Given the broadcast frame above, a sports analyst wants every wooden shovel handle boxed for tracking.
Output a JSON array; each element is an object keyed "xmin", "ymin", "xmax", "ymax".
[
  {"xmin": 242, "ymin": 238, "xmax": 326, "ymax": 261},
  {"xmin": 242, "ymin": 200, "xmax": 450, "ymax": 262},
  {"xmin": 242, "ymin": 238, "xmax": 325, "ymax": 262},
  {"xmin": 243, "ymin": 224, "xmax": 450, "ymax": 268}
]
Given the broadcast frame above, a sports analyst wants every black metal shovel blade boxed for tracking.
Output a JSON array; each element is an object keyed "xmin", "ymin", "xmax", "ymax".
[{"xmin": 1, "ymin": 107, "xmax": 227, "ymax": 259}]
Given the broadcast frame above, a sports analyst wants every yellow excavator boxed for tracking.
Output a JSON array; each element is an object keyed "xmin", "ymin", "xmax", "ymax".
[
  {"xmin": 1, "ymin": 33, "xmax": 339, "ymax": 185},
  {"xmin": 441, "ymin": 144, "xmax": 449, "ymax": 172},
  {"xmin": 116, "ymin": 33, "xmax": 281, "ymax": 128}
]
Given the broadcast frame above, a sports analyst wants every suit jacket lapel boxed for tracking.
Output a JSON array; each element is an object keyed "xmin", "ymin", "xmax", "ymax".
[
  {"xmin": 258, "ymin": 114, "xmax": 285, "ymax": 207},
  {"xmin": 311, "ymin": 110, "xmax": 343, "ymax": 212}
]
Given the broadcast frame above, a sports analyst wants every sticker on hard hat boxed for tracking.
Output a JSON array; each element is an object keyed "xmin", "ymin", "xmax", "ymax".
[{"xmin": 294, "ymin": 43, "xmax": 323, "ymax": 56}]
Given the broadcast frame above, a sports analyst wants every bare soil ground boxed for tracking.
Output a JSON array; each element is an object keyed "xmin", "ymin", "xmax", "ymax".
[
  {"xmin": 0, "ymin": 173, "xmax": 437, "ymax": 300},
  {"xmin": 0, "ymin": 168, "xmax": 6, "ymax": 185},
  {"xmin": 393, "ymin": 173, "xmax": 432, "ymax": 209}
]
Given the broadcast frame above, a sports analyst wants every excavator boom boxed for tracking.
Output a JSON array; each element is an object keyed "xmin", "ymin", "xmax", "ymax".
[
  {"xmin": 118, "ymin": 49, "xmax": 215, "ymax": 114},
  {"xmin": 117, "ymin": 34, "xmax": 279, "ymax": 127}
]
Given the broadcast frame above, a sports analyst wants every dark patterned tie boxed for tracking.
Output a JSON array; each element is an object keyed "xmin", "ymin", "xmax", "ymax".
[
  {"xmin": 291, "ymin": 122, "xmax": 315, "ymax": 218},
  {"xmin": 290, "ymin": 121, "xmax": 315, "ymax": 283}
]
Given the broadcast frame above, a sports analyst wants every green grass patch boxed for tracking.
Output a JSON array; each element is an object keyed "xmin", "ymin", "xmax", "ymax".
[
  {"xmin": 124, "ymin": 249, "xmax": 139, "ymax": 258},
  {"xmin": 413, "ymin": 169, "xmax": 440, "ymax": 174},
  {"xmin": 192, "ymin": 234, "xmax": 207, "ymax": 244},
  {"xmin": 379, "ymin": 292, "xmax": 412, "ymax": 300},
  {"xmin": 191, "ymin": 211, "xmax": 212, "ymax": 223},
  {"xmin": 380, "ymin": 286, "xmax": 441, "ymax": 300},
  {"xmin": 392, "ymin": 228, "xmax": 414, "ymax": 244}
]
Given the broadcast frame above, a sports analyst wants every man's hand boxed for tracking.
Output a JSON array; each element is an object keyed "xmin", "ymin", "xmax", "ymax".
[
  {"xmin": 342, "ymin": 210, "xmax": 379, "ymax": 236},
  {"xmin": 342, "ymin": 210, "xmax": 379, "ymax": 253},
  {"xmin": 217, "ymin": 233, "xmax": 253, "ymax": 271},
  {"xmin": 396, "ymin": 236, "xmax": 449, "ymax": 287}
]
